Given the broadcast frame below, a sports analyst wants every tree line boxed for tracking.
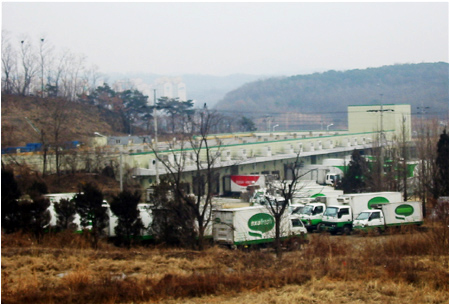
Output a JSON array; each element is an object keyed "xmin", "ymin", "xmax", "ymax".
[{"xmin": 1, "ymin": 31, "xmax": 101, "ymax": 100}]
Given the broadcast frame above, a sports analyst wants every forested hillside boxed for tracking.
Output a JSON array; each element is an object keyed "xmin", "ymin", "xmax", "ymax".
[{"xmin": 215, "ymin": 63, "xmax": 449, "ymax": 130}]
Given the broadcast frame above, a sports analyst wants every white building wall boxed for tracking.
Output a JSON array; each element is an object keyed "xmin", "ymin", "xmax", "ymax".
[{"xmin": 348, "ymin": 104, "xmax": 412, "ymax": 141}]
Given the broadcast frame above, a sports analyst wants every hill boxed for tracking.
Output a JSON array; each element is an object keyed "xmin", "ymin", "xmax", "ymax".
[
  {"xmin": 214, "ymin": 62, "xmax": 449, "ymax": 130},
  {"xmin": 1, "ymin": 94, "xmax": 127, "ymax": 147}
]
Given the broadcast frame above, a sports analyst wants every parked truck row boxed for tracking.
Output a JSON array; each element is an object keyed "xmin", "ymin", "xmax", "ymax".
[
  {"xmin": 297, "ymin": 191, "xmax": 423, "ymax": 235},
  {"xmin": 42, "ymin": 188, "xmax": 424, "ymax": 249}
]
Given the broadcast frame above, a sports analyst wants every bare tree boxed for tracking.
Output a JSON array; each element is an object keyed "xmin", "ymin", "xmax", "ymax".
[
  {"xmin": 1, "ymin": 30, "xmax": 16, "ymax": 94},
  {"xmin": 59, "ymin": 52, "xmax": 87, "ymax": 100},
  {"xmin": 390, "ymin": 115, "xmax": 411, "ymax": 201},
  {"xmin": 17, "ymin": 38, "xmax": 38, "ymax": 96},
  {"xmin": 47, "ymin": 98, "xmax": 70, "ymax": 176},
  {"xmin": 152, "ymin": 108, "xmax": 224, "ymax": 250},
  {"xmin": 38, "ymin": 38, "xmax": 53, "ymax": 97},
  {"xmin": 265, "ymin": 152, "xmax": 309, "ymax": 259},
  {"xmin": 414, "ymin": 119, "xmax": 442, "ymax": 217}
]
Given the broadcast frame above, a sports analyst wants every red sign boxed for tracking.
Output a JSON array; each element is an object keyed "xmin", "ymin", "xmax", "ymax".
[{"xmin": 231, "ymin": 175, "xmax": 261, "ymax": 187}]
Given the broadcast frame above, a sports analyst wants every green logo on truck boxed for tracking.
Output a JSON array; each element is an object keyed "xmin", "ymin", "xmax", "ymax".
[
  {"xmin": 248, "ymin": 213, "xmax": 274, "ymax": 237},
  {"xmin": 395, "ymin": 204, "xmax": 414, "ymax": 217},
  {"xmin": 367, "ymin": 196, "xmax": 389, "ymax": 209}
]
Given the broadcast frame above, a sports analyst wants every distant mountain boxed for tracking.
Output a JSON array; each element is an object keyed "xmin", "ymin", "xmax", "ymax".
[{"xmin": 214, "ymin": 63, "xmax": 449, "ymax": 130}]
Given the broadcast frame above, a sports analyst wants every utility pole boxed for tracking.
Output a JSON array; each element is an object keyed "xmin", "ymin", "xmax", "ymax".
[
  {"xmin": 417, "ymin": 102, "xmax": 430, "ymax": 136},
  {"xmin": 380, "ymin": 93, "xmax": 384, "ymax": 143},
  {"xmin": 379, "ymin": 93, "xmax": 385, "ymax": 185},
  {"xmin": 25, "ymin": 116, "xmax": 48, "ymax": 176},
  {"xmin": 39, "ymin": 38, "xmax": 45, "ymax": 97},
  {"xmin": 119, "ymin": 151, "xmax": 123, "ymax": 191},
  {"xmin": 417, "ymin": 102, "xmax": 430, "ymax": 218},
  {"xmin": 153, "ymin": 89, "xmax": 159, "ymax": 184}
]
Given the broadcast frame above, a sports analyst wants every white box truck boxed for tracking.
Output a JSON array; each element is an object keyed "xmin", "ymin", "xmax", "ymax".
[
  {"xmin": 353, "ymin": 201, "xmax": 423, "ymax": 233},
  {"xmin": 213, "ymin": 206, "xmax": 307, "ymax": 248},
  {"xmin": 321, "ymin": 192, "xmax": 403, "ymax": 235}
]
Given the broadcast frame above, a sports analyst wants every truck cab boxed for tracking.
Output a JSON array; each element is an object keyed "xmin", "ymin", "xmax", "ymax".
[
  {"xmin": 352, "ymin": 209, "xmax": 385, "ymax": 233},
  {"xmin": 321, "ymin": 205, "xmax": 353, "ymax": 235},
  {"xmin": 289, "ymin": 204, "xmax": 305, "ymax": 215},
  {"xmin": 325, "ymin": 173, "xmax": 341, "ymax": 186},
  {"xmin": 299, "ymin": 203, "xmax": 326, "ymax": 231},
  {"xmin": 289, "ymin": 215, "xmax": 308, "ymax": 235}
]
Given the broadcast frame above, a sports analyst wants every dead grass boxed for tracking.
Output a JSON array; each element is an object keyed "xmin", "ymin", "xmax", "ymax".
[{"xmin": 1, "ymin": 225, "xmax": 448, "ymax": 303}]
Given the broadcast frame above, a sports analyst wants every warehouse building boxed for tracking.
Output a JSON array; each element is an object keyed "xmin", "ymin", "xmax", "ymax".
[{"xmin": 129, "ymin": 104, "xmax": 411, "ymax": 196}]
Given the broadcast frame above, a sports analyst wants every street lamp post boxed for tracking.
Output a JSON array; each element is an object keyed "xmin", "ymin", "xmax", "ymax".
[{"xmin": 326, "ymin": 123, "xmax": 334, "ymax": 132}]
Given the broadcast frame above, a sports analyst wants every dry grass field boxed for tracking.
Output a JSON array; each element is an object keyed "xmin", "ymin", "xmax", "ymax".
[{"xmin": 1, "ymin": 224, "xmax": 448, "ymax": 304}]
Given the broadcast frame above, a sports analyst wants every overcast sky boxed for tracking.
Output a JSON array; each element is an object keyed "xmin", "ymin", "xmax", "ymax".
[{"xmin": 2, "ymin": 2, "xmax": 448, "ymax": 76}]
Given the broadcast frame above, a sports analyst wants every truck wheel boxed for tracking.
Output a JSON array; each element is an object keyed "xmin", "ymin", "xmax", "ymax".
[
  {"xmin": 343, "ymin": 225, "xmax": 351, "ymax": 235},
  {"xmin": 316, "ymin": 223, "xmax": 323, "ymax": 233},
  {"xmin": 374, "ymin": 227, "xmax": 382, "ymax": 235}
]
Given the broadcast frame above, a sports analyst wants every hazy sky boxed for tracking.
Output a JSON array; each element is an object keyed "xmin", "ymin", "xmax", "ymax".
[{"xmin": 2, "ymin": 2, "xmax": 448, "ymax": 76}]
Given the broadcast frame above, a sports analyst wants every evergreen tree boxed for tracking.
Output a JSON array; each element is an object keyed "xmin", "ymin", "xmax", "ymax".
[
  {"xmin": 239, "ymin": 116, "xmax": 257, "ymax": 132},
  {"xmin": 436, "ymin": 129, "xmax": 449, "ymax": 197},
  {"xmin": 54, "ymin": 198, "xmax": 77, "ymax": 230},
  {"xmin": 27, "ymin": 180, "xmax": 48, "ymax": 199},
  {"xmin": 150, "ymin": 179, "xmax": 196, "ymax": 247},
  {"xmin": 341, "ymin": 150, "xmax": 369, "ymax": 193},
  {"xmin": 74, "ymin": 183, "xmax": 108, "ymax": 248},
  {"xmin": 109, "ymin": 190, "xmax": 144, "ymax": 247},
  {"xmin": 157, "ymin": 97, "xmax": 195, "ymax": 133},
  {"xmin": 18, "ymin": 196, "xmax": 51, "ymax": 242},
  {"xmin": 1, "ymin": 168, "xmax": 22, "ymax": 233}
]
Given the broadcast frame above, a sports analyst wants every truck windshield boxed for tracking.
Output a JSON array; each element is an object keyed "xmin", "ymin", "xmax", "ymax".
[
  {"xmin": 356, "ymin": 212, "xmax": 371, "ymax": 220},
  {"xmin": 292, "ymin": 206, "xmax": 304, "ymax": 214},
  {"xmin": 301, "ymin": 205, "xmax": 314, "ymax": 216},
  {"xmin": 323, "ymin": 207, "xmax": 338, "ymax": 217}
]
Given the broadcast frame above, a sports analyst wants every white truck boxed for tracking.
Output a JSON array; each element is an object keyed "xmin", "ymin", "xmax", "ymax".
[
  {"xmin": 297, "ymin": 196, "xmax": 342, "ymax": 231},
  {"xmin": 212, "ymin": 206, "xmax": 307, "ymax": 249},
  {"xmin": 353, "ymin": 201, "xmax": 423, "ymax": 233},
  {"xmin": 321, "ymin": 191, "xmax": 403, "ymax": 235},
  {"xmin": 298, "ymin": 162, "xmax": 345, "ymax": 186}
]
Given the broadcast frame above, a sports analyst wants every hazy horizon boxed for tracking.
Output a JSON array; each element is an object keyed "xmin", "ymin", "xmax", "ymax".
[{"xmin": 2, "ymin": 2, "xmax": 448, "ymax": 77}]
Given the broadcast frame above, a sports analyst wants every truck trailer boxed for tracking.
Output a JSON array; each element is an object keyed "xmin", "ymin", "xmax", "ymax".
[
  {"xmin": 353, "ymin": 201, "xmax": 423, "ymax": 233},
  {"xmin": 213, "ymin": 206, "xmax": 307, "ymax": 248}
]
